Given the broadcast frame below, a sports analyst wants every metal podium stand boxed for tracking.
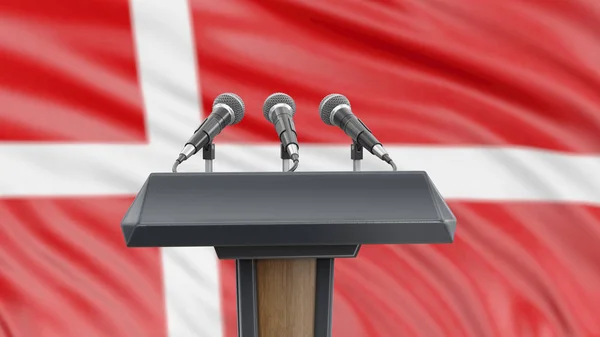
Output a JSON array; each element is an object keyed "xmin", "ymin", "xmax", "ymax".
[{"xmin": 120, "ymin": 147, "xmax": 457, "ymax": 337}]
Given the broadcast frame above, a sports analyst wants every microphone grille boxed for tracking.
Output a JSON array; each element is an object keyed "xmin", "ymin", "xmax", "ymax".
[
  {"xmin": 263, "ymin": 93, "xmax": 296, "ymax": 121},
  {"xmin": 319, "ymin": 94, "xmax": 350, "ymax": 125},
  {"xmin": 213, "ymin": 93, "xmax": 245, "ymax": 125}
]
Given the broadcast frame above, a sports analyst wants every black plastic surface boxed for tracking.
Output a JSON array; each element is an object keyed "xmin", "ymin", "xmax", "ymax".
[
  {"xmin": 214, "ymin": 245, "xmax": 360, "ymax": 260},
  {"xmin": 350, "ymin": 143, "xmax": 363, "ymax": 160},
  {"xmin": 121, "ymin": 171, "xmax": 456, "ymax": 247},
  {"xmin": 236, "ymin": 260, "xmax": 258, "ymax": 337},
  {"xmin": 280, "ymin": 144, "xmax": 291, "ymax": 160},
  {"xmin": 202, "ymin": 143, "xmax": 215, "ymax": 160},
  {"xmin": 314, "ymin": 258, "xmax": 335, "ymax": 337}
]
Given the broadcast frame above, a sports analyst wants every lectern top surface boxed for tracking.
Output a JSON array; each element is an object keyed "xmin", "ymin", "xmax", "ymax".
[
  {"xmin": 143, "ymin": 171, "xmax": 435, "ymax": 224},
  {"xmin": 121, "ymin": 171, "xmax": 456, "ymax": 247}
]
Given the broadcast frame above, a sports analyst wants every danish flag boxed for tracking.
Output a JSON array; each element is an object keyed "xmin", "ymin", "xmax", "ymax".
[{"xmin": 2, "ymin": 0, "xmax": 600, "ymax": 336}]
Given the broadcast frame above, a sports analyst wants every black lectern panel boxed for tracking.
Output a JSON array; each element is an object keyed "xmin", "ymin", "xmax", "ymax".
[{"xmin": 121, "ymin": 171, "xmax": 456, "ymax": 247}]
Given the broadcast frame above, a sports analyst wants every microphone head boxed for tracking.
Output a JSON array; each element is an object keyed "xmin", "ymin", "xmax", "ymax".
[
  {"xmin": 319, "ymin": 93, "xmax": 350, "ymax": 125},
  {"xmin": 213, "ymin": 93, "xmax": 245, "ymax": 125},
  {"xmin": 263, "ymin": 93, "xmax": 296, "ymax": 122}
]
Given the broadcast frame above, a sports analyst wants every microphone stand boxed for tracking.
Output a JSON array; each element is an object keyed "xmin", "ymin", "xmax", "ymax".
[
  {"xmin": 203, "ymin": 143, "xmax": 215, "ymax": 173},
  {"xmin": 351, "ymin": 142, "xmax": 363, "ymax": 172},
  {"xmin": 280, "ymin": 144, "xmax": 291, "ymax": 172}
]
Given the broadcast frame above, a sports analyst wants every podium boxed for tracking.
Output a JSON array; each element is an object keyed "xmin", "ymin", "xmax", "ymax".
[{"xmin": 121, "ymin": 171, "xmax": 456, "ymax": 337}]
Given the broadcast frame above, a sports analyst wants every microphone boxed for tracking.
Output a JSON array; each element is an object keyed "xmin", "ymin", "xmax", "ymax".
[
  {"xmin": 172, "ymin": 93, "xmax": 245, "ymax": 172},
  {"xmin": 263, "ymin": 93, "xmax": 300, "ymax": 171},
  {"xmin": 318, "ymin": 93, "xmax": 397, "ymax": 170}
]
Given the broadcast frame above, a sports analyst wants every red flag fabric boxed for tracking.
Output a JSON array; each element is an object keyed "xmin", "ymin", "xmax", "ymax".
[{"xmin": 1, "ymin": 0, "xmax": 600, "ymax": 337}]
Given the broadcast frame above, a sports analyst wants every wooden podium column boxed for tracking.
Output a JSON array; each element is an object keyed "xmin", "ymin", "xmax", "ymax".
[
  {"xmin": 236, "ymin": 257, "xmax": 335, "ymax": 337},
  {"xmin": 256, "ymin": 259, "xmax": 316, "ymax": 337}
]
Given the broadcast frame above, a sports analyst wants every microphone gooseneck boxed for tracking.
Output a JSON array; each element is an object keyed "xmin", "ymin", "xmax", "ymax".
[
  {"xmin": 382, "ymin": 154, "xmax": 397, "ymax": 171},
  {"xmin": 172, "ymin": 93, "xmax": 245, "ymax": 172},
  {"xmin": 319, "ymin": 93, "xmax": 397, "ymax": 171},
  {"xmin": 263, "ymin": 93, "xmax": 300, "ymax": 171},
  {"xmin": 288, "ymin": 159, "xmax": 299, "ymax": 172},
  {"xmin": 172, "ymin": 154, "xmax": 186, "ymax": 173}
]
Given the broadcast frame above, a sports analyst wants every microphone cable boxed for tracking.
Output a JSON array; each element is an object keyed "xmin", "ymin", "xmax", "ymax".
[
  {"xmin": 288, "ymin": 154, "xmax": 299, "ymax": 172},
  {"xmin": 382, "ymin": 154, "xmax": 398, "ymax": 171},
  {"xmin": 172, "ymin": 154, "xmax": 186, "ymax": 173}
]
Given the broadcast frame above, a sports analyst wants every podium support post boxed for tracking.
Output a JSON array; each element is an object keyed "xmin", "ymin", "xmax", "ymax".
[
  {"xmin": 351, "ymin": 143, "xmax": 363, "ymax": 172},
  {"xmin": 234, "ymin": 145, "xmax": 335, "ymax": 337}
]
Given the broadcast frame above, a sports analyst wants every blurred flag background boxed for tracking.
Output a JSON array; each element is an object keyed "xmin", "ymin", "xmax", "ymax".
[{"xmin": 2, "ymin": 0, "xmax": 600, "ymax": 336}]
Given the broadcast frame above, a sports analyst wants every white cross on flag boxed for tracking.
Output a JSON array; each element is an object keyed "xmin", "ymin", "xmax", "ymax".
[{"xmin": 1, "ymin": 0, "xmax": 600, "ymax": 336}]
